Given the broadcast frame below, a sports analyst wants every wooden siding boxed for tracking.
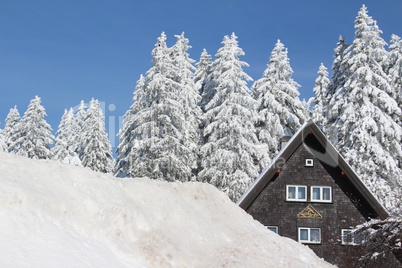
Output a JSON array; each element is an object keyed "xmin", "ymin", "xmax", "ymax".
[{"xmin": 245, "ymin": 134, "xmax": 401, "ymax": 267}]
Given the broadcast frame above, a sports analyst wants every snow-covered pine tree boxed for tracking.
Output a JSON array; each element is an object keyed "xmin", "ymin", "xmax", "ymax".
[
  {"xmin": 0, "ymin": 128, "xmax": 6, "ymax": 152},
  {"xmin": 53, "ymin": 109, "xmax": 71, "ymax": 160},
  {"xmin": 200, "ymin": 45, "xmax": 229, "ymax": 114},
  {"xmin": 73, "ymin": 100, "xmax": 87, "ymax": 156},
  {"xmin": 9, "ymin": 96, "xmax": 54, "ymax": 159},
  {"xmin": 327, "ymin": 5, "xmax": 402, "ymax": 209},
  {"xmin": 309, "ymin": 63, "xmax": 330, "ymax": 130},
  {"xmin": 199, "ymin": 33, "xmax": 263, "ymax": 202},
  {"xmin": 388, "ymin": 34, "xmax": 402, "ymax": 127},
  {"xmin": 326, "ymin": 36, "xmax": 350, "ymax": 103},
  {"xmin": 80, "ymin": 98, "xmax": 114, "ymax": 173},
  {"xmin": 118, "ymin": 33, "xmax": 174, "ymax": 179},
  {"xmin": 52, "ymin": 108, "xmax": 82, "ymax": 166},
  {"xmin": 117, "ymin": 33, "xmax": 198, "ymax": 182},
  {"xmin": 251, "ymin": 40, "xmax": 307, "ymax": 158},
  {"xmin": 353, "ymin": 211, "xmax": 402, "ymax": 265},
  {"xmin": 2, "ymin": 106, "xmax": 20, "ymax": 151},
  {"xmin": 195, "ymin": 49, "xmax": 212, "ymax": 110},
  {"xmin": 170, "ymin": 32, "xmax": 201, "ymax": 179},
  {"xmin": 115, "ymin": 74, "xmax": 146, "ymax": 177}
]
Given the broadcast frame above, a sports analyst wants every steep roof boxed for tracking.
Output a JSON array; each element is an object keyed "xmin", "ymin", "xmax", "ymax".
[{"xmin": 237, "ymin": 120, "xmax": 389, "ymax": 219}]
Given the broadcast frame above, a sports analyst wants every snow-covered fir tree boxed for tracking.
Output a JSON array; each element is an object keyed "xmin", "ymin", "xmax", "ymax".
[
  {"xmin": 2, "ymin": 106, "xmax": 20, "ymax": 151},
  {"xmin": 117, "ymin": 33, "xmax": 199, "ymax": 182},
  {"xmin": 309, "ymin": 63, "xmax": 330, "ymax": 130},
  {"xmin": 326, "ymin": 35, "xmax": 350, "ymax": 103},
  {"xmin": 80, "ymin": 98, "xmax": 114, "ymax": 173},
  {"xmin": 115, "ymin": 74, "xmax": 146, "ymax": 177},
  {"xmin": 353, "ymin": 209, "xmax": 402, "ymax": 265},
  {"xmin": 9, "ymin": 96, "xmax": 54, "ymax": 159},
  {"xmin": 117, "ymin": 33, "xmax": 173, "ymax": 179},
  {"xmin": 52, "ymin": 108, "xmax": 82, "ymax": 166},
  {"xmin": 73, "ymin": 100, "xmax": 87, "ymax": 156},
  {"xmin": 327, "ymin": 5, "xmax": 402, "ymax": 209},
  {"xmin": 200, "ymin": 44, "xmax": 231, "ymax": 114},
  {"xmin": 53, "ymin": 109, "xmax": 72, "ymax": 160},
  {"xmin": 0, "ymin": 129, "xmax": 6, "ymax": 152},
  {"xmin": 388, "ymin": 34, "xmax": 402, "ymax": 127},
  {"xmin": 170, "ymin": 32, "xmax": 202, "ymax": 178},
  {"xmin": 199, "ymin": 33, "xmax": 264, "ymax": 202},
  {"xmin": 251, "ymin": 40, "xmax": 306, "ymax": 159},
  {"xmin": 194, "ymin": 48, "xmax": 212, "ymax": 109}
]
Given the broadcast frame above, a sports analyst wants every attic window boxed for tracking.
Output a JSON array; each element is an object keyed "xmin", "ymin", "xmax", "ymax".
[
  {"xmin": 298, "ymin": 227, "xmax": 321, "ymax": 244},
  {"xmin": 305, "ymin": 159, "xmax": 314, "ymax": 167},
  {"xmin": 311, "ymin": 186, "xmax": 332, "ymax": 203},
  {"xmin": 286, "ymin": 185, "xmax": 307, "ymax": 202}
]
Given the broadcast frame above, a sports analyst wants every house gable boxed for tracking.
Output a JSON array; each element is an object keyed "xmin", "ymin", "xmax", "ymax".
[
  {"xmin": 237, "ymin": 120, "xmax": 395, "ymax": 267},
  {"xmin": 238, "ymin": 120, "xmax": 388, "ymax": 219}
]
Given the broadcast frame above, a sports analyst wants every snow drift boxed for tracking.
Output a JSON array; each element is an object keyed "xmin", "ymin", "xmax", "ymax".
[{"xmin": 0, "ymin": 152, "xmax": 333, "ymax": 267}]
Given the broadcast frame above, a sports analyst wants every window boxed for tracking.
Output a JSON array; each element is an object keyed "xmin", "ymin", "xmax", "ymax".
[
  {"xmin": 267, "ymin": 226, "xmax": 278, "ymax": 234},
  {"xmin": 311, "ymin": 186, "xmax": 332, "ymax": 202},
  {"xmin": 341, "ymin": 229, "xmax": 363, "ymax": 245},
  {"xmin": 298, "ymin": 227, "xmax": 321, "ymax": 244},
  {"xmin": 305, "ymin": 159, "xmax": 314, "ymax": 166},
  {"xmin": 286, "ymin": 185, "xmax": 307, "ymax": 201}
]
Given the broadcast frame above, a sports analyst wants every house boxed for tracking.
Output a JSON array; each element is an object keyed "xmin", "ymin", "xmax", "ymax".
[{"xmin": 237, "ymin": 120, "xmax": 401, "ymax": 267}]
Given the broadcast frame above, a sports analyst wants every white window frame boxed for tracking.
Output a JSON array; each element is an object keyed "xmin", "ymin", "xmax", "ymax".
[
  {"xmin": 341, "ymin": 229, "xmax": 363, "ymax": 245},
  {"xmin": 286, "ymin": 185, "xmax": 307, "ymax": 202},
  {"xmin": 305, "ymin": 159, "xmax": 314, "ymax": 167},
  {"xmin": 311, "ymin": 186, "xmax": 332, "ymax": 203},
  {"xmin": 267, "ymin": 226, "xmax": 278, "ymax": 234},
  {"xmin": 298, "ymin": 227, "xmax": 321, "ymax": 244},
  {"xmin": 341, "ymin": 229, "xmax": 353, "ymax": 245}
]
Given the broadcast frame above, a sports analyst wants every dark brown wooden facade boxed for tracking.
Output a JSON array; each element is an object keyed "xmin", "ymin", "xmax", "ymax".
[{"xmin": 238, "ymin": 120, "xmax": 401, "ymax": 268}]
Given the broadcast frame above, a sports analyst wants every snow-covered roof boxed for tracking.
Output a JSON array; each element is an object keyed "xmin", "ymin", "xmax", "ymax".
[{"xmin": 237, "ymin": 120, "xmax": 389, "ymax": 219}]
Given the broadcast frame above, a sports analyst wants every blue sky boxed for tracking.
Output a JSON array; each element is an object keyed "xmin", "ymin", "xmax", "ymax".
[{"xmin": 1, "ymin": 0, "xmax": 401, "ymax": 148}]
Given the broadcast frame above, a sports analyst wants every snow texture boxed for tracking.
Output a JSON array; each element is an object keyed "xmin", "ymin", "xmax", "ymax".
[{"xmin": 0, "ymin": 152, "xmax": 333, "ymax": 268}]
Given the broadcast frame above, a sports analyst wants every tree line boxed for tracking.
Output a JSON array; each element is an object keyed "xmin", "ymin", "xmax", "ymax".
[{"xmin": 0, "ymin": 5, "xmax": 400, "ymax": 208}]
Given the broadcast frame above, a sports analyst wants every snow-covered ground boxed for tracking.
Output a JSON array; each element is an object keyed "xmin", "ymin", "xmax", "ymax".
[{"xmin": 0, "ymin": 152, "xmax": 333, "ymax": 267}]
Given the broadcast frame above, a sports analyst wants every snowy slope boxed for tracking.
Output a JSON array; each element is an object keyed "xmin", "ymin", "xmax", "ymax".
[{"xmin": 0, "ymin": 152, "xmax": 333, "ymax": 268}]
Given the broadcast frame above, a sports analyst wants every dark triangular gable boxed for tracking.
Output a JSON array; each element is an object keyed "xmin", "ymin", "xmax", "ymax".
[{"xmin": 237, "ymin": 120, "xmax": 389, "ymax": 219}]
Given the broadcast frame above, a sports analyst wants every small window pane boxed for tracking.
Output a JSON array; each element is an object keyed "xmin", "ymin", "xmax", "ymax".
[
  {"xmin": 310, "ymin": 229, "xmax": 321, "ymax": 243},
  {"xmin": 342, "ymin": 230, "xmax": 353, "ymax": 244},
  {"xmin": 300, "ymin": 229, "xmax": 308, "ymax": 241},
  {"xmin": 298, "ymin": 187, "xmax": 306, "ymax": 200},
  {"xmin": 354, "ymin": 232, "xmax": 364, "ymax": 244},
  {"xmin": 323, "ymin": 188, "xmax": 331, "ymax": 200},
  {"xmin": 267, "ymin": 226, "xmax": 278, "ymax": 233},
  {"xmin": 312, "ymin": 187, "xmax": 320, "ymax": 200},
  {"xmin": 288, "ymin": 187, "xmax": 296, "ymax": 199}
]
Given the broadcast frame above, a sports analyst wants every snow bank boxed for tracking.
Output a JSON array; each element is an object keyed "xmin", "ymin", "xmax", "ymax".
[{"xmin": 0, "ymin": 152, "xmax": 333, "ymax": 267}]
